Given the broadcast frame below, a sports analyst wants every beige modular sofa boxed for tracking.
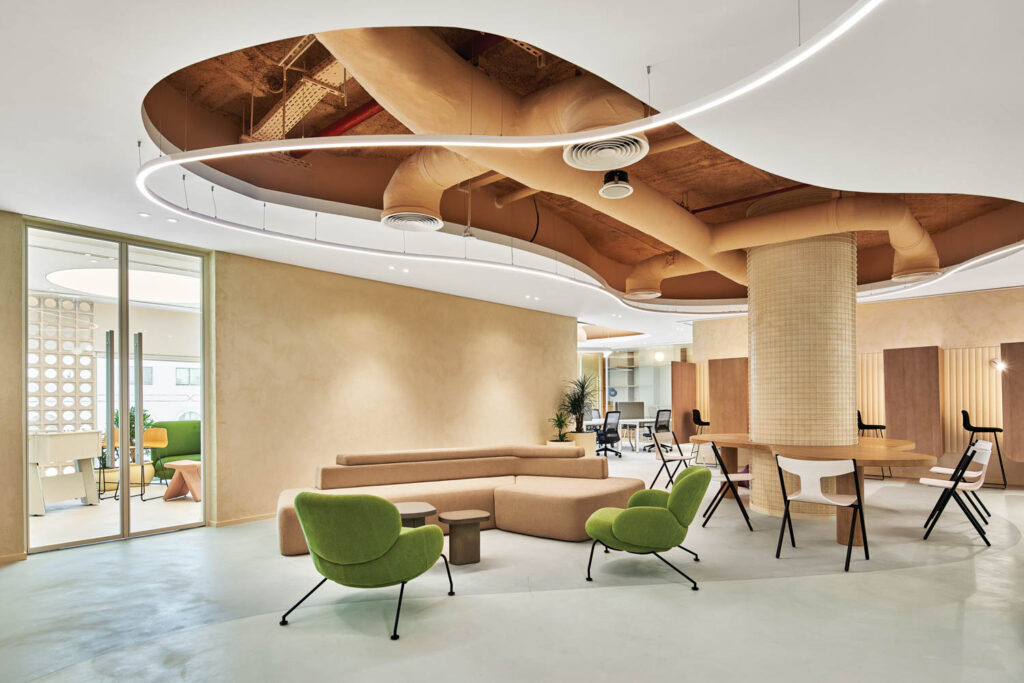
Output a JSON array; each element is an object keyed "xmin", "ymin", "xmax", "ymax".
[{"xmin": 277, "ymin": 445, "xmax": 644, "ymax": 555}]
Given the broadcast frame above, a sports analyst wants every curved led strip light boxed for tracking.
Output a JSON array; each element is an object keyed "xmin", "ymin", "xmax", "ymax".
[{"xmin": 136, "ymin": 0, "xmax": 888, "ymax": 315}]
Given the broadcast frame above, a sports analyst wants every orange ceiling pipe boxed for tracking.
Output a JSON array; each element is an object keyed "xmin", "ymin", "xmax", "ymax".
[
  {"xmin": 316, "ymin": 27, "xmax": 747, "ymax": 285},
  {"xmin": 711, "ymin": 197, "xmax": 940, "ymax": 279}
]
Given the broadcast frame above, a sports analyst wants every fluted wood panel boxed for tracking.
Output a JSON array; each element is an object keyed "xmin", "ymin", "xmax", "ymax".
[
  {"xmin": 695, "ymin": 361, "xmax": 709, "ymax": 422},
  {"xmin": 942, "ymin": 346, "xmax": 1002, "ymax": 459},
  {"xmin": 857, "ymin": 353, "xmax": 885, "ymax": 427},
  {"xmin": 1001, "ymin": 342, "xmax": 1024, "ymax": 464}
]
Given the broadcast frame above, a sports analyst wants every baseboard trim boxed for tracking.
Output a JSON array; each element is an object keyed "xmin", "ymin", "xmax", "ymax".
[
  {"xmin": 209, "ymin": 511, "xmax": 276, "ymax": 528},
  {"xmin": 0, "ymin": 551, "xmax": 28, "ymax": 566}
]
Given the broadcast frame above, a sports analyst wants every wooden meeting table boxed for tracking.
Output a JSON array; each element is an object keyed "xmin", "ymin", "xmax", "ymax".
[{"xmin": 690, "ymin": 433, "xmax": 936, "ymax": 546}]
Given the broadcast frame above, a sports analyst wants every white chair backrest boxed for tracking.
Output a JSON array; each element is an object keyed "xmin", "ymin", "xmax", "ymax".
[
  {"xmin": 961, "ymin": 440, "xmax": 992, "ymax": 490},
  {"xmin": 776, "ymin": 454, "xmax": 856, "ymax": 506},
  {"xmin": 653, "ymin": 430, "xmax": 676, "ymax": 447}
]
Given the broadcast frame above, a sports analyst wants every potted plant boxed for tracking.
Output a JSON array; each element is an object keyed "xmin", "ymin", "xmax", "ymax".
[
  {"xmin": 547, "ymin": 411, "xmax": 571, "ymax": 445},
  {"xmin": 95, "ymin": 406, "xmax": 158, "ymax": 491},
  {"xmin": 561, "ymin": 374, "xmax": 597, "ymax": 456}
]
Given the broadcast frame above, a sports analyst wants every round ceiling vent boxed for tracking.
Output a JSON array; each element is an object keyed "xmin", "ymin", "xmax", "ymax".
[
  {"xmin": 562, "ymin": 134, "xmax": 649, "ymax": 171},
  {"xmin": 381, "ymin": 212, "xmax": 444, "ymax": 232}
]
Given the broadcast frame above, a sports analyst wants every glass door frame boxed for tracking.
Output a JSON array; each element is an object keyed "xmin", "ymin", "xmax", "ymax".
[{"xmin": 24, "ymin": 217, "xmax": 212, "ymax": 552}]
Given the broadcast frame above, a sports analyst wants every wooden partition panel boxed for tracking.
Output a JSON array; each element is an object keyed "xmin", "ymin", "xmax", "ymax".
[
  {"xmin": 883, "ymin": 346, "xmax": 943, "ymax": 458},
  {"xmin": 1001, "ymin": 342, "xmax": 1024, "ymax": 463},
  {"xmin": 708, "ymin": 357, "xmax": 749, "ymax": 434},
  {"xmin": 671, "ymin": 361, "xmax": 697, "ymax": 441}
]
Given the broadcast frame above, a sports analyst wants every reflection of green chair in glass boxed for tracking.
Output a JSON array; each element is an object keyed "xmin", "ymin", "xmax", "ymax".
[
  {"xmin": 280, "ymin": 493, "xmax": 454, "ymax": 640},
  {"xmin": 149, "ymin": 420, "xmax": 201, "ymax": 481},
  {"xmin": 584, "ymin": 466, "xmax": 711, "ymax": 590}
]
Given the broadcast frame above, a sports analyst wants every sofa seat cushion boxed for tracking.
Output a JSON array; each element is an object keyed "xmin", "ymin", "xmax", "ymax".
[
  {"xmin": 493, "ymin": 476, "xmax": 645, "ymax": 542},
  {"xmin": 277, "ymin": 477, "xmax": 514, "ymax": 556}
]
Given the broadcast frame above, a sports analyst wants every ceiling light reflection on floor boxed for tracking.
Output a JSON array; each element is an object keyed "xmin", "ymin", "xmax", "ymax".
[{"xmin": 46, "ymin": 268, "xmax": 200, "ymax": 306}]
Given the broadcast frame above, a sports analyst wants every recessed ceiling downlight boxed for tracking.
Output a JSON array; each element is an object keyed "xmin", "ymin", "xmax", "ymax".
[
  {"xmin": 46, "ymin": 269, "xmax": 201, "ymax": 306},
  {"xmin": 563, "ymin": 134, "xmax": 649, "ymax": 171},
  {"xmin": 381, "ymin": 212, "xmax": 444, "ymax": 231},
  {"xmin": 624, "ymin": 289, "xmax": 661, "ymax": 300},
  {"xmin": 599, "ymin": 170, "xmax": 633, "ymax": 199}
]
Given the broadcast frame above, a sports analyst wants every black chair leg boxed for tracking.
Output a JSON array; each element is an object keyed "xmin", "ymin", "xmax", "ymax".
[
  {"xmin": 391, "ymin": 582, "xmax": 405, "ymax": 640},
  {"xmin": 857, "ymin": 504, "xmax": 869, "ymax": 560},
  {"xmin": 951, "ymin": 492, "xmax": 991, "ymax": 546},
  {"xmin": 965, "ymin": 491, "xmax": 988, "ymax": 524},
  {"xmin": 650, "ymin": 463, "xmax": 668, "ymax": 489},
  {"xmin": 986, "ymin": 434, "xmax": 1007, "ymax": 489},
  {"xmin": 729, "ymin": 480, "xmax": 754, "ymax": 532},
  {"xmin": 701, "ymin": 485, "xmax": 727, "ymax": 527},
  {"xmin": 440, "ymin": 553, "xmax": 455, "ymax": 596},
  {"xmin": 844, "ymin": 507, "xmax": 858, "ymax": 572},
  {"xmin": 652, "ymin": 552, "xmax": 699, "ymax": 591},
  {"xmin": 702, "ymin": 483, "xmax": 726, "ymax": 518},
  {"xmin": 971, "ymin": 490, "xmax": 991, "ymax": 517},
  {"xmin": 775, "ymin": 508, "xmax": 789, "ymax": 559},
  {"xmin": 924, "ymin": 489, "xmax": 954, "ymax": 539},
  {"xmin": 677, "ymin": 545, "xmax": 700, "ymax": 562},
  {"xmin": 585, "ymin": 538, "xmax": 599, "ymax": 582},
  {"xmin": 280, "ymin": 577, "xmax": 327, "ymax": 626}
]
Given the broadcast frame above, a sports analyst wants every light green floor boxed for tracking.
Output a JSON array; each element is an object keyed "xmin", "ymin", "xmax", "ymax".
[{"xmin": 3, "ymin": 450, "xmax": 1021, "ymax": 682}]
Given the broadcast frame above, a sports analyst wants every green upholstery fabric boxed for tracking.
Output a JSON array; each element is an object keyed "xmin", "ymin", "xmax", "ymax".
[
  {"xmin": 149, "ymin": 420, "xmax": 201, "ymax": 480},
  {"xmin": 295, "ymin": 493, "xmax": 401, "ymax": 565},
  {"xmin": 294, "ymin": 492, "xmax": 442, "ymax": 589},
  {"xmin": 585, "ymin": 466, "xmax": 711, "ymax": 553}
]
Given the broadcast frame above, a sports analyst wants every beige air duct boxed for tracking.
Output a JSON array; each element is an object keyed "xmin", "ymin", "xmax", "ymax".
[
  {"xmin": 711, "ymin": 197, "xmax": 941, "ymax": 280},
  {"xmin": 625, "ymin": 252, "xmax": 707, "ymax": 299},
  {"xmin": 316, "ymin": 27, "xmax": 748, "ymax": 286},
  {"xmin": 381, "ymin": 147, "xmax": 487, "ymax": 230}
]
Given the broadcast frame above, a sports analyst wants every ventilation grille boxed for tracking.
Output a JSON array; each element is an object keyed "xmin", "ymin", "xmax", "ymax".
[
  {"xmin": 381, "ymin": 212, "xmax": 444, "ymax": 232},
  {"xmin": 563, "ymin": 135, "xmax": 649, "ymax": 171}
]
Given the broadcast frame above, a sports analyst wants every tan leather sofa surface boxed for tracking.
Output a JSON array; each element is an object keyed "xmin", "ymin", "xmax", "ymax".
[{"xmin": 277, "ymin": 445, "xmax": 643, "ymax": 555}]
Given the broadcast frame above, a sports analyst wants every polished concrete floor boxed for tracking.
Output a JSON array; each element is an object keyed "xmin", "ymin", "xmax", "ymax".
[{"xmin": 2, "ymin": 446, "xmax": 1022, "ymax": 682}]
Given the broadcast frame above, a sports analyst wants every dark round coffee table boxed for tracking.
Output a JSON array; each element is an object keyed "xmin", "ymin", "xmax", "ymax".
[
  {"xmin": 438, "ymin": 509, "xmax": 491, "ymax": 565},
  {"xmin": 395, "ymin": 501, "xmax": 436, "ymax": 528}
]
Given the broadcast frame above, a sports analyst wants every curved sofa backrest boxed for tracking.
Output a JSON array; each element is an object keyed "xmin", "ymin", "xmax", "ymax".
[
  {"xmin": 294, "ymin": 492, "xmax": 400, "ymax": 565},
  {"xmin": 666, "ymin": 466, "xmax": 712, "ymax": 528},
  {"xmin": 336, "ymin": 444, "xmax": 582, "ymax": 465}
]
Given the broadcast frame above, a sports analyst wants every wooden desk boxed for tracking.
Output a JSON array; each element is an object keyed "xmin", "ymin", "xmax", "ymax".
[{"xmin": 691, "ymin": 433, "xmax": 935, "ymax": 545}]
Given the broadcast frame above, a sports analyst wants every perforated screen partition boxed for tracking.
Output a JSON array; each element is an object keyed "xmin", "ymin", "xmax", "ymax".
[
  {"xmin": 26, "ymin": 294, "xmax": 97, "ymax": 433},
  {"xmin": 747, "ymin": 233, "xmax": 858, "ymax": 446}
]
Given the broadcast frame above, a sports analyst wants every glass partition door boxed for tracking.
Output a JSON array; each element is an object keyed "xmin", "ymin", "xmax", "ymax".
[{"xmin": 26, "ymin": 227, "xmax": 205, "ymax": 551}]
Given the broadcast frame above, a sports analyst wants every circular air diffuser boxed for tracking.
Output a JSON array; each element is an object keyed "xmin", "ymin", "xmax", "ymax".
[
  {"xmin": 381, "ymin": 212, "xmax": 444, "ymax": 232},
  {"xmin": 563, "ymin": 135, "xmax": 649, "ymax": 171}
]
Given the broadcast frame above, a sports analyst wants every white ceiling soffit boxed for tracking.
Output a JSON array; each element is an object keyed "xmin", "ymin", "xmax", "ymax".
[{"xmin": 1, "ymin": 0, "xmax": 1022, "ymax": 345}]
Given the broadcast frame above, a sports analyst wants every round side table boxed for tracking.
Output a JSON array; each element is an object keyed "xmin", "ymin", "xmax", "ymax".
[
  {"xmin": 395, "ymin": 501, "xmax": 436, "ymax": 528},
  {"xmin": 438, "ymin": 509, "xmax": 491, "ymax": 565}
]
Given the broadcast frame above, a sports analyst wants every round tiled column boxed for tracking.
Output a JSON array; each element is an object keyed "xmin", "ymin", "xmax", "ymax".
[{"xmin": 747, "ymin": 232, "xmax": 858, "ymax": 447}]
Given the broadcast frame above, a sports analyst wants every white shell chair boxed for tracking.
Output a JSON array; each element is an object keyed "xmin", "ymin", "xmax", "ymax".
[
  {"xmin": 921, "ymin": 440, "xmax": 992, "ymax": 546},
  {"xmin": 926, "ymin": 441, "xmax": 992, "ymax": 524},
  {"xmin": 774, "ymin": 455, "xmax": 868, "ymax": 572},
  {"xmin": 649, "ymin": 430, "xmax": 697, "ymax": 489}
]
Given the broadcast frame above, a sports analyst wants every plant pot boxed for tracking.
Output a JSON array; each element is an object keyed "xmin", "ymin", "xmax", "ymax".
[
  {"xmin": 94, "ymin": 463, "xmax": 156, "ymax": 492},
  {"xmin": 568, "ymin": 431, "xmax": 597, "ymax": 457}
]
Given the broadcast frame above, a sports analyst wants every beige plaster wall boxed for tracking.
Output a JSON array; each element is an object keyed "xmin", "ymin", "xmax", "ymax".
[
  {"xmin": 212, "ymin": 253, "xmax": 577, "ymax": 524},
  {"xmin": 693, "ymin": 288, "xmax": 1024, "ymax": 358},
  {"xmin": 0, "ymin": 213, "xmax": 26, "ymax": 563}
]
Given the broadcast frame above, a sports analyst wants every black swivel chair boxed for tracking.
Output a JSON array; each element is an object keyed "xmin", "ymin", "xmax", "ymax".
[
  {"xmin": 858, "ymin": 411, "xmax": 891, "ymax": 479},
  {"xmin": 596, "ymin": 411, "xmax": 622, "ymax": 458},
  {"xmin": 643, "ymin": 409, "xmax": 672, "ymax": 452},
  {"xmin": 962, "ymin": 410, "xmax": 1006, "ymax": 489}
]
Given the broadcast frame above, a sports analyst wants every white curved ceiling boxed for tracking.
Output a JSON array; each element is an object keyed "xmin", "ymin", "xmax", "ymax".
[{"xmin": 0, "ymin": 0, "xmax": 1021, "ymax": 347}]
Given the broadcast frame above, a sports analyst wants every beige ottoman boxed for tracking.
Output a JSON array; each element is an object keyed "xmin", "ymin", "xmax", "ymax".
[{"xmin": 494, "ymin": 476, "xmax": 645, "ymax": 541}]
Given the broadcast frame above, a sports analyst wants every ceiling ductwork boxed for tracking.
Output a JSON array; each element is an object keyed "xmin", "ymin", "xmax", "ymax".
[
  {"xmin": 625, "ymin": 252, "xmax": 706, "ymax": 299},
  {"xmin": 563, "ymin": 135, "xmax": 649, "ymax": 171},
  {"xmin": 316, "ymin": 27, "xmax": 748, "ymax": 285},
  {"xmin": 380, "ymin": 146, "xmax": 488, "ymax": 231}
]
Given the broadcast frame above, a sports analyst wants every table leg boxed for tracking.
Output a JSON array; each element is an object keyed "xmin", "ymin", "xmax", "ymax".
[
  {"xmin": 182, "ymin": 468, "xmax": 202, "ymax": 502},
  {"xmin": 163, "ymin": 471, "xmax": 188, "ymax": 501},
  {"xmin": 836, "ymin": 467, "xmax": 864, "ymax": 546},
  {"xmin": 403, "ymin": 516, "xmax": 426, "ymax": 528},
  {"xmin": 448, "ymin": 522, "xmax": 482, "ymax": 565}
]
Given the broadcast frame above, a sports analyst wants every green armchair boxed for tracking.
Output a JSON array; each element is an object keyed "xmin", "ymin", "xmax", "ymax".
[
  {"xmin": 281, "ymin": 493, "xmax": 454, "ymax": 640},
  {"xmin": 149, "ymin": 420, "xmax": 201, "ymax": 480},
  {"xmin": 584, "ymin": 465, "xmax": 711, "ymax": 590}
]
